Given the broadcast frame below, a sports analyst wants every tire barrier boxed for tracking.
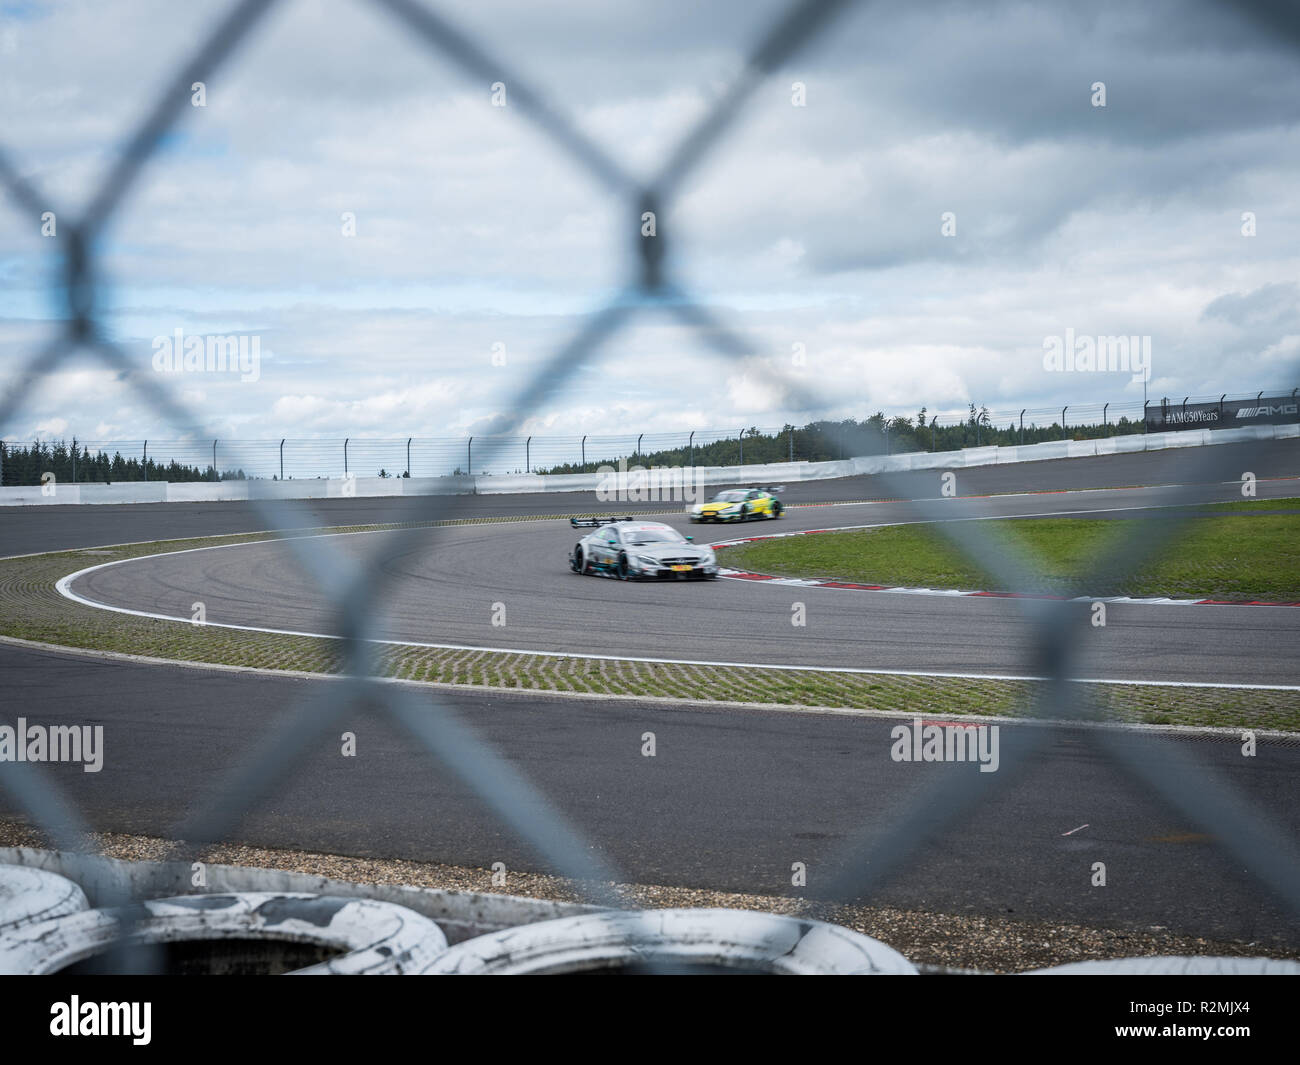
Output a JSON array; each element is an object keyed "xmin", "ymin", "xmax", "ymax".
[
  {"xmin": 1025, "ymin": 956, "xmax": 1300, "ymax": 975},
  {"xmin": 6, "ymin": 855, "xmax": 1296, "ymax": 975},
  {"xmin": 0, "ymin": 892, "xmax": 448, "ymax": 975},
  {"xmin": 424, "ymin": 907, "xmax": 919, "ymax": 975},
  {"xmin": 0, "ymin": 865, "xmax": 90, "ymax": 934}
]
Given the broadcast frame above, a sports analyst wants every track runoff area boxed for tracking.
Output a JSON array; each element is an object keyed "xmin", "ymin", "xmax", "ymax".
[{"xmin": 1, "ymin": 438, "xmax": 1299, "ymax": 982}]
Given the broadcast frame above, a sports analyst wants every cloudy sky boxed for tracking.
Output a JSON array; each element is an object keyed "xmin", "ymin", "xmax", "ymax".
[{"xmin": 0, "ymin": 0, "xmax": 1297, "ymax": 451}]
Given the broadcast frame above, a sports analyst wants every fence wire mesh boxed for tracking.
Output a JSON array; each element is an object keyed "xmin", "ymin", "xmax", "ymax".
[{"xmin": 0, "ymin": 0, "xmax": 1298, "ymax": 972}]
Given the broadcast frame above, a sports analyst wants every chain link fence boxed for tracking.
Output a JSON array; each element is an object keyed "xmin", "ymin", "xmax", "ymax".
[
  {"xmin": 3, "ymin": 385, "xmax": 1296, "ymax": 483},
  {"xmin": 0, "ymin": 0, "xmax": 1298, "ymax": 971},
  {"xmin": 0, "ymin": 425, "xmax": 795, "ymax": 482}
]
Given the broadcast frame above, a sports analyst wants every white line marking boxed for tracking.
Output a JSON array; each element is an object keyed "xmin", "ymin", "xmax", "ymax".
[
  {"xmin": 50, "ymin": 498, "xmax": 1300, "ymax": 692},
  {"xmin": 53, "ymin": 564, "xmax": 1300, "ymax": 691},
  {"xmin": 9, "ymin": 632, "xmax": 1300, "ymax": 738},
  {"xmin": 1061, "ymin": 824, "xmax": 1090, "ymax": 836}
]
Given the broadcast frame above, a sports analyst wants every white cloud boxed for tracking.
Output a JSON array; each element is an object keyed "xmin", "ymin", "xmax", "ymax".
[{"xmin": 0, "ymin": 0, "xmax": 1295, "ymax": 453}]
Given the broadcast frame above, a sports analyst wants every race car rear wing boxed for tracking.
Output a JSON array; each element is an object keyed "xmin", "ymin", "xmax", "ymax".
[{"xmin": 570, "ymin": 515, "xmax": 638, "ymax": 528}]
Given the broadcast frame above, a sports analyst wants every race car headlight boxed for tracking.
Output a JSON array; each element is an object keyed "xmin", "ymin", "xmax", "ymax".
[{"xmin": 636, "ymin": 555, "xmax": 658, "ymax": 568}]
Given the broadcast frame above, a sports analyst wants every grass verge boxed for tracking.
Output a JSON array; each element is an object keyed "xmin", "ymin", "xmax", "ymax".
[{"xmin": 722, "ymin": 498, "xmax": 1300, "ymax": 600}]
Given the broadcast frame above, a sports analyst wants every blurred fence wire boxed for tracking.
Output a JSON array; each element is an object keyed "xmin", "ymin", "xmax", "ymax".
[{"xmin": 0, "ymin": 0, "xmax": 1298, "ymax": 972}]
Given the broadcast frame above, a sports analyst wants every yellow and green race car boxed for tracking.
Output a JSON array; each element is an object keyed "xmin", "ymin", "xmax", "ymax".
[{"xmin": 688, "ymin": 486, "xmax": 785, "ymax": 523}]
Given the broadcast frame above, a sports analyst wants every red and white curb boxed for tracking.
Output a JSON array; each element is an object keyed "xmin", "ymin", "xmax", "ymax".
[{"xmin": 711, "ymin": 529, "xmax": 1300, "ymax": 607}]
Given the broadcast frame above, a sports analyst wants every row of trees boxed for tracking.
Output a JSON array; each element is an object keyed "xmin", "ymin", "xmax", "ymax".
[
  {"xmin": 0, "ymin": 439, "xmax": 247, "ymax": 486},
  {"xmin": 540, "ymin": 407, "xmax": 1146, "ymax": 473},
  {"xmin": 1, "ymin": 409, "xmax": 1148, "ymax": 485}
]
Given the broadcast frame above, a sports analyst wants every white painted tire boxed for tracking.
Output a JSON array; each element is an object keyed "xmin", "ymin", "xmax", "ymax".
[
  {"xmin": 425, "ymin": 907, "xmax": 917, "ymax": 974},
  {"xmin": 0, "ymin": 892, "xmax": 448, "ymax": 975},
  {"xmin": 1026, "ymin": 956, "xmax": 1300, "ymax": 975},
  {"xmin": 0, "ymin": 865, "xmax": 89, "ymax": 933}
]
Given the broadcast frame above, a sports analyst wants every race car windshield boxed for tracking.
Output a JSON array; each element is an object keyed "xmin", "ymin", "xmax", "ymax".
[
  {"xmin": 713, "ymin": 490, "xmax": 747, "ymax": 502},
  {"xmin": 622, "ymin": 527, "xmax": 684, "ymax": 545}
]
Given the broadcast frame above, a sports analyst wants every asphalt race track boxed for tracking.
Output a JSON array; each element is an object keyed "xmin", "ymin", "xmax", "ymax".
[
  {"xmin": 2, "ymin": 440, "xmax": 1299, "ymax": 946},
  {"xmin": 3, "ymin": 642, "xmax": 1298, "ymax": 946},
  {"xmin": 60, "ymin": 460, "xmax": 1300, "ymax": 686}
]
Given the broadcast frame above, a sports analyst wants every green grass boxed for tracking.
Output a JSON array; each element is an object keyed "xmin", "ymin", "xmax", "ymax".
[{"xmin": 724, "ymin": 498, "xmax": 1300, "ymax": 601}]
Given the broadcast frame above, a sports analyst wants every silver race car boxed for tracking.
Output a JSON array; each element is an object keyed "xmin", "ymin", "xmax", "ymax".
[{"xmin": 569, "ymin": 517, "xmax": 719, "ymax": 580}]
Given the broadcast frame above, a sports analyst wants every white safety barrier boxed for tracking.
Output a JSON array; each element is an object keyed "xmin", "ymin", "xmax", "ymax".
[
  {"xmin": 0, "ymin": 846, "xmax": 599, "ymax": 943},
  {"xmin": 1025, "ymin": 956, "xmax": 1300, "ymax": 975},
  {"xmin": 0, "ymin": 892, "xmax": 449, "ymax": 975},
  {"xmin": 6, "ymin": 853, "xmax": 1299, "ymax": 975},
  {"xmin": 2, "ymin": 422, "xmax": 1293, "ymax": 506},
  {"xmin": 0, "ymin": 865, "xmax": 89, "ymax": 933},
  {"xmin": 424, "ymin": 907, "xmax": 918, "ymax": 974}
]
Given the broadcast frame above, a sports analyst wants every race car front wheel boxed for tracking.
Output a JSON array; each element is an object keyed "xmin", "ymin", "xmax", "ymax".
[
  {"xmin": 573, "ymin": 546, "xmax": 591, "ymax": 575},
  {"xmin": 617, "ymin": 552, "xmax": 631, "ymax": 580},
  {"xmin": 771, "ymin": 502, "xmax": 783, "ymax": 519}
]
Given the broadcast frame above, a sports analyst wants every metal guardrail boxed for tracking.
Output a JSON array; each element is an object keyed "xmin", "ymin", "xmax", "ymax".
[
  {"xmin": 0, "ymin": 0, "xmax": 1298, "ymax": 973},
  {"xmin": 2, "ymin": 386, "xmax": 1296, "ymax": 483}
]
